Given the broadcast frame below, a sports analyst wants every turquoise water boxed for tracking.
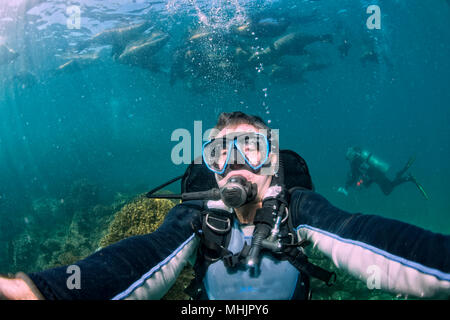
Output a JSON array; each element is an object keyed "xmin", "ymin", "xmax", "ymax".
[{"xmin": 0, "ymin": 0, "xmax": 449, "ymax": 299}]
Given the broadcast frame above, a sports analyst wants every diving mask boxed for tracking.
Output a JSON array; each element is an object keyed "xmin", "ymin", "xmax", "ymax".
[{"xmin": 202, "ymin": 131, "xmax": 270, "ymax": 176}]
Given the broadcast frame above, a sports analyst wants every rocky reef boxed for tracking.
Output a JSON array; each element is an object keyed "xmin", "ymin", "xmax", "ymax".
[
  {"xmin": 99, "ymin": 195, "xmax": 175, "ymax": 247},
  {"xmin": 5, "ymin": 180, "xmax": 126, "ymax": 274}
]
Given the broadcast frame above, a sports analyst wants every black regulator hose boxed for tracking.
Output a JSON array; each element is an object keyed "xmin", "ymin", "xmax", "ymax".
[
  {"xmin": 246, "ymin": 156, "xmax": 286, "ymax": 276},
  {"xmin": 246, "ymin": 207, "xmax": 273, "ymax": 276}
]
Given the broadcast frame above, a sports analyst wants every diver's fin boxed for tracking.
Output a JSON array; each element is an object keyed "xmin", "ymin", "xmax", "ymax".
[
  {"xmin": 404, "ymin": 156, "xmax": 416, "ymax": 171},
  {"xmin": 408, "ymin": 174, "xmax": 429, "ymax": 200},
  {"xmin": 396, "ymin": 156, "xmax": 416, "ymax": 179}
]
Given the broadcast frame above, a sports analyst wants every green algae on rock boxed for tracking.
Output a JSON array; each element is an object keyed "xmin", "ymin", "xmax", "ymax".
[{"xmin": 99, "ymin": 195, "xmax": 178, "ymax": 247}]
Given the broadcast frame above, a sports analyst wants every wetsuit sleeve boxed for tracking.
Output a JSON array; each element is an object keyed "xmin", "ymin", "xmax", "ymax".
[
  {"xmin": 290, "ymin": 189, "xmax": 450, "ymax": 298},
  {"xmin": 25, "ymin": 201, "xmax": 203, "ymax": 300}
]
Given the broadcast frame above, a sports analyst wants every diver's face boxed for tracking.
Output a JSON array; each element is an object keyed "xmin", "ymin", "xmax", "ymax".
[{"xmin": 213, "ymin": 124, "xmax": 276, "ymax": 202}]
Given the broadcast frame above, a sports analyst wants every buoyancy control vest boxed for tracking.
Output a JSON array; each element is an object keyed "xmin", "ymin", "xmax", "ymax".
[{"xmin": 146, "ymin": 149, "xmax": 336, "ymax": 300}]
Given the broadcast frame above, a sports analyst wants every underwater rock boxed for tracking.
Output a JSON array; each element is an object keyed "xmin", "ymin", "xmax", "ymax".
[
  {"xmin": 9, "ymin": 233, "xmax": 39, "ymax": 273},
  {"xmin": 99, "ymin": 195, "xmax": 176, "ymax": 247},
  {"xmin": 31, "ymin": 197, "xmax": 65, "ymax": 225},
  {"xmin": 35, "ymin": 200, "xmax": 115, "ymax": 270},
  {"xmin": 5, "ymin": 184, "xmax": 114, "ymax": 273},
  {"xmin": 64, "ymin": 179, "xmax": 100, "ymax": 213}
]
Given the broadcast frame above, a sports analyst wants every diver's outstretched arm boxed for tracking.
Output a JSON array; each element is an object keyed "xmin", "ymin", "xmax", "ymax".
[
  {"xmin": 4, "ymin": 201, "xmax": 202, "ymax": 300},
  {"xmin": 290, "ymin": 190, "xmax": 450, "ymax": 298}
]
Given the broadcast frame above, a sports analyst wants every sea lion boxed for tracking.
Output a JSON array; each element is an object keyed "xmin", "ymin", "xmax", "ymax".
[
  {"xmin": 249, "ymin": 32, "xmax": 333, "ymax": 65},
  {"xmin": 117, "ymin": 31, "xmax": 170, "ymax": 71},
  {"xmin": 0, "ymin": 45, "xmax": 19, "ymax": 65},
  {"xmin": 77, "ymin": 21, "xmax": 152, "ymax": 57},
  {"xmin": 189, "ymin": 31, "xmax": 211, "ymax": 43},
  {"xmin": 53, "ymin": 51, "xmax": 105, "ymax": 75},
  {"xmin": 234, "ymin": 17, "xmax": 290, "ymax": 38},
  {"xmin": 234, "ymin": 8, "xmax": 319, "ymax": 38},
  {"xmin": 273, "ymin": 32, "xmax": 333, "ymax": 55}
]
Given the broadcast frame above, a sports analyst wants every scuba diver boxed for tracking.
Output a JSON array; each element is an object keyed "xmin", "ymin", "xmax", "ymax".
[
  {"xmin": 0, "ymin": 112, "xmax": 449, "ymax": 300},
  {"xmin": 338, "ymin": 146, "xmax": 429, "ymax": 199}
]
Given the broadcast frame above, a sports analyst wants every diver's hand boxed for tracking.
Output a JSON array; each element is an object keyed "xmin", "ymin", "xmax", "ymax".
[
  {"xmin": 337, "ymin": 187, "xmax": 348, "ymax": 196},
  {"xmin": 0, "ymin": 276, "xmax": 38, "ymax": 300}
]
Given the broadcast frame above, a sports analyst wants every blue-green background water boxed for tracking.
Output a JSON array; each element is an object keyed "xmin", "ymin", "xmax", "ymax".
[{"xmin": 0, "ymin": 0, "xmax": 449, "ymax": 298}]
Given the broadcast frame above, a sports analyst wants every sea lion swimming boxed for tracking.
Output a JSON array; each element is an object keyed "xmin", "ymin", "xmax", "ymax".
[
  {"xmin": 188, "ymin": 31, "xmax": 211, "ymax": 43},
  {"xmin": 273, "ymin": 32, "xmax": 333, "ymax": 55},
  {"xmin": 77, "ymin": 21, "xmax": 153, "ymax": 57},
  {"xmin": 0, "ymin": 45, "xmax": 19, "ymax": 65},
  {"xmin": 234, "ymin": 8, "xmax": 320, "ymax": 39},
  {"xmin": 249, "ymin": 32, "xmax": 333, "ymax": 65},
  {"xmin": 234, "ymin": 17, "xmax": 290, "ymax": 38},
  {"xmin": 53, "ymin": 51, "xmax": 106, "ymax": 75},
  {"xmin": 116, "ymin": 31, "xmax": 170, "ymax": 71}
]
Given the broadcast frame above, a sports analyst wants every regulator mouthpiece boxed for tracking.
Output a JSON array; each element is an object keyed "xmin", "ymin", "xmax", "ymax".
[{"xmin": 219, "ymin": 175, "xmax": 257, "ymax": 208}]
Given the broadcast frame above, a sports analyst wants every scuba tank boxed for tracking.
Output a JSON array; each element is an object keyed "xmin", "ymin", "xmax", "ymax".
[
  {"xmin": 347, "ymin": 147, "xmax": 390, "ymax": 173},
  {"xmin": 361, "ymin": 150, "xmax": 390, "ymax": 173}
]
